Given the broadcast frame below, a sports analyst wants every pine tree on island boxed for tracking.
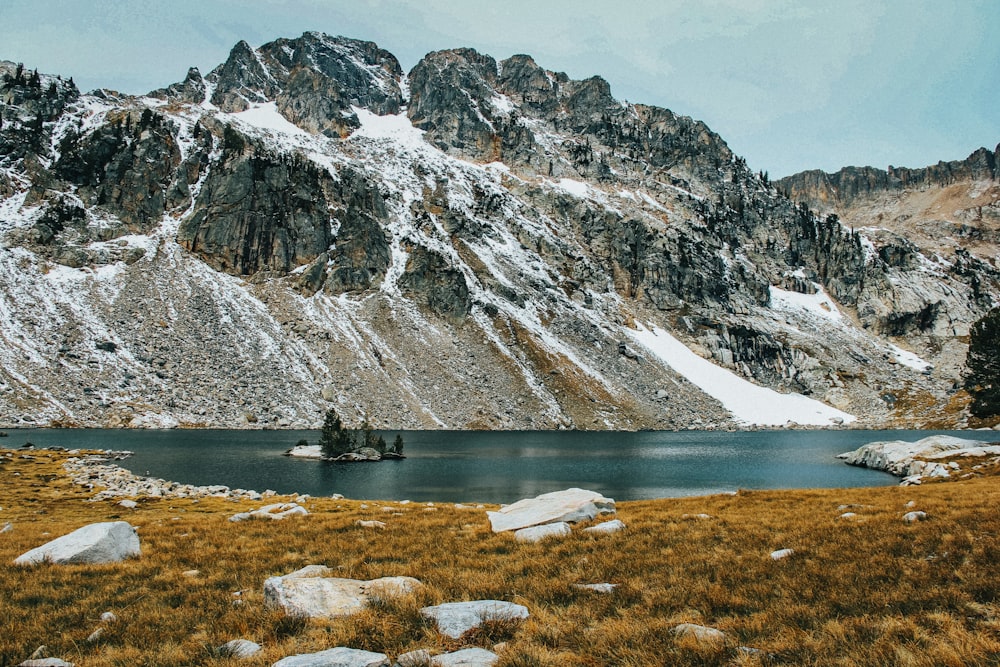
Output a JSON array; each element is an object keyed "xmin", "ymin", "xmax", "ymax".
[{"xmin": 317, "ymin": 408, "xmax": 405, "ymax": 460}]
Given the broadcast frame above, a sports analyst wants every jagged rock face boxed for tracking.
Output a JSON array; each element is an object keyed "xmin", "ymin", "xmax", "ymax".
[
  {"xmin": 0, "ymin": 33, "xmax": 997, "ymax": 430},
  {"xmin": 207, "ymin": 33, "xmax": 403, "ymax": 137},
  {"xmin": 53, "ymin": 109, "xmax": 182, "ymax": 231},
  {"xmin": 399, "ymin": 245, "xmax": 471, "ymax": 322},
  {"xmin": 179, "ymin": 144, "xmax": 334, "ymax": 275}
]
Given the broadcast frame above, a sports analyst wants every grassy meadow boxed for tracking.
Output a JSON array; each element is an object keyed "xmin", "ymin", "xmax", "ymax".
[{"xmin": 2, "ymin": 447, "xmax": 1000, "ymax": 666}]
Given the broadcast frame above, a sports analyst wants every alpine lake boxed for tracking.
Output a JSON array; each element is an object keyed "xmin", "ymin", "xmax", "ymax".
[{"xmin": 6, "ymin": 428, "xmax": 1000, "ymax": 504}]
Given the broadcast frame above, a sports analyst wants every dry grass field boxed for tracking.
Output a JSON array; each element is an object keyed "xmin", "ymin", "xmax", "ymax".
[{"xmin": 2, "ymin": 447, "xmax": 1000, "ymax": 666}]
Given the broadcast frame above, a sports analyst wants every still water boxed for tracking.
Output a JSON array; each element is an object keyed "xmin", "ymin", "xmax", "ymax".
[{"xmin": 5, "ymin": 429, "xmax": 997, "ymax": 504}]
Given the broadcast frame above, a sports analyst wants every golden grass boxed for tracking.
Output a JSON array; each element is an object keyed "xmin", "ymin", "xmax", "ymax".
[{"xmin": 3, "ymin": 449, "xmax": 1000, "ymax": 666}]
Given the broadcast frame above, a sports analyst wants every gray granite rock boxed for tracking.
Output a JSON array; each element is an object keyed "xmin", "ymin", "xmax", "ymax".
[
  {"xmin": 420, "ymin": 600, "xmax": 529, "ymax": 639},
  {"xmin": 488, "ymin": 489, "xmax": 615, "ymax": 533},
  {"xmin": 431, "ymin": 648, "xmax": 499, "ymax": 666},
  {"xmin": 14, "ymin": 522, "xmax": 140, "ymax": 566},
  {"xmin": 272, "ymin": 647, "xmax": 389, "ymax": 667}
]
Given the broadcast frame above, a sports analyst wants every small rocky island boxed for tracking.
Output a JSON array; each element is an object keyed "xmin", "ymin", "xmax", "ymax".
[{"xmin": 286, "ymin": 409, "xmax": 405, "ymax": 462}]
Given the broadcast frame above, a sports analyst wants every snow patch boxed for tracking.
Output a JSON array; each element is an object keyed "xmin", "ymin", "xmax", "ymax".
[
  {"xmin": 887, "ymin": 343, "xmax": 932, "ymax": 372},
  {"xmin": 351, "ymin": 107, "xmax": 426, "ymax": 148},
  {"xmin": 553, "ymin": 178, "xmax": 589, "ymax": 198},
  {"xmin": 769, "ymin": 284, "xmax": 842, "ymax": 321},
  {"xmin": 230, "ymin": 102, "xmax": 310, "ymax": 137},
  {"xmin": 629, "ymin": 324, "xmax": 856, "ymax": 427}
]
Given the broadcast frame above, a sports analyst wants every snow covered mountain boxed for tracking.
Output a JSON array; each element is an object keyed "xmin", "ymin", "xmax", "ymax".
[{"xmin": 0, "ymin": 33, "xmax": 996, "ymax": 430}]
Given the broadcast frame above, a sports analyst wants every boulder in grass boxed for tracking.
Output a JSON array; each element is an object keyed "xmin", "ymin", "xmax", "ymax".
[
  {"xmin": 264, "ymin": 565, "xmax": 422, "ymax": 619},
  {"xmin": 219, "ymin": 639, "xmax": 262, "ymax": 659},
  {"xmin": 431, "ymin": 648, "xmax": 499, "ymax": 666},
  {"xmin": 420, "ymin": 600, "xmax": 529, "ymax": 639},
  {"xmin": 672, "ymin": 623, "xmax": 726, "ymax": 646},
  {"xmin": 487, "ymin": 488, "xmax": 615, "ymax": 533},
  {"xmin": 583, "ymin": 519, "xmax": 626, "ymax": 535},
  {"xmin": 903, "ymin": 511, "xmax": 928, "ymax": 523},
  {"xmin": 17, "ymin": 660, "xmax": 75, "ymax": 667},
  {"xmin": 271, "ymin": 647, "xmax": 389, "ymax": 667},
  {"xmin": 14, "ymin": 522, "xmax": 139, "ymax": 566},
  {"xmin": 514, "ymin": 522, "xmax": 570, "ymax": 543}
]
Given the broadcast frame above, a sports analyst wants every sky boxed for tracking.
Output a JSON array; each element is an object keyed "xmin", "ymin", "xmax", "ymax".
[{"xmin": 0, "ymin": 0, "xmax": 996, "ymax": 178}]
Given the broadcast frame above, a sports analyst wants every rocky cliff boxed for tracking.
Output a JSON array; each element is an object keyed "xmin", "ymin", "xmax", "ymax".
[{"xmin": 0, "ymin": 34, "xmax": 997, "ymax": 430}]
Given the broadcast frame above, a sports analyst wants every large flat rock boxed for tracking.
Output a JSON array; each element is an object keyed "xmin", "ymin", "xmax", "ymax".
[
  {"xmin": 264, "ymin": 565, "xmax": 421, "ymax": 618},
  {"xmin": 14, "ymin": 521, "xmax": 140, "ymax": 566},
  {"xmin": 271, "ymin": 647, "xmax": 389, "ymax": 667},
  {"xmin": 487, "ymin": 488, "xmax": 615, "ymax": 533},
  {"xmin": 420, "ymin": 600, "xmax": 529, "ymax": 639}
]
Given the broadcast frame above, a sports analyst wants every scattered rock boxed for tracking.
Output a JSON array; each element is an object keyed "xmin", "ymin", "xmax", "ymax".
[
  {"xmin": 431, "ymin": 648, "xmax": 499, "ymax": 666},
  {"xmin": 219, "ymin": 639, "xmax": 262, "ymax": 659},
  {"xmin": 671, "ymin": 623, "xmax": 726, "ymax": 645},
  {"xmin": 85, "ymin": 627, "xmax": 103, "ymax": 643},
  {"xmin": 421, "ymin": 600, "xmax": 529, "ymax": 639},
  {"xmin": 395, "ymin": 649, "xmax": 432, "ymax": 667},
  {"xmin": 514, "ymin": 522, "xmax": 571, "ymax": 543},
  {"xmin": 356, "ymin": 520, "xmax": 387, "ymax": 529},
  {"xmin": 2, "ymin": 522, "xmax": 12, "ymax": 533},
  {"xmin": 271, "ymin": 647, "xmax": 390, "ymax": 667},
  {"xmin": 839, "ymin": 512, "xmax": 857, "ymax": 519},
  {"xmin": 14, "ymin": 521, "xmax": 140, "ymax": 566},
  {"xmin": 182, "ymin": 569, "xmax": 200, "ymax": 577},
  {"xmin": 117, "ymin": 499, "xmax": 138, "ymax": 509},
  {"xmin": 100, "ymin": 611, "xmax": 117, "ymax": 623},
  {"xmin": 582, "ymin": 519, "xmax": 625, "ymax": 535},
  {"xmin": 903, "ymin": 511, "xmax": 928, "ymax": 523},
  {"xmin": 264, "ymin": 565, "xmax": 422, "ymax": 619},
  {"xmin": 770, "ymin": 548, "xmax": 794, "ymax": 561},
  {"xmin": 17, "ymin": 660, "xmax": 75, "ymax": 667},
  {"xmin": 487, "ymin": 488, "xmax": 615, "ymax": 533},
  {"xmin": 681, "ymin": 513, "xmax": 714, "ymax": 520},
  {"xmin": 572, "ymin": 583, "xmax": 618, "ymax": 594}
]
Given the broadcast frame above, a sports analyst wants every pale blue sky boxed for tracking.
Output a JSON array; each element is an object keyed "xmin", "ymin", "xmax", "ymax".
[{"xmin": 1, "ymin": 0, "xmax": 996, "ymax": 177}]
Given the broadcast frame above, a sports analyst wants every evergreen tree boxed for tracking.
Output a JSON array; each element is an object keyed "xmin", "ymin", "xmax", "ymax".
[
  {"xmin": 966, "ymin": 307, "xmax": 1000, "ymax": 418},
  {"xmin": 392, "ymin": 434, "xmax": 404, "ymax": 455},
  {"xmin": 319, "ymin": 408, "xmax": 354, "ymax": 458}
]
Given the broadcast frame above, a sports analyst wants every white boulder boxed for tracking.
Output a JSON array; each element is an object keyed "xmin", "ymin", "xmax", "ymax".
[
  {"xmin": 903, "ymin": 511, "xmax": 928, "ymax": 523},
  {"xmin": 271, "ymin": 647, "xmax": 389, "ymax": 667},
  {"xmin": 487, "ymin": 488, "xmax": 615, "ymax": 533},
  {"xmin": 14, "ymin": 521, "xmax": 140, "ymax": 566},
  {"xmin": 220, "ymin": 639, "xmax": 262, "ymax": 659},
  {"xmin": 264, "ymin": 565, "xmax": 422, "ymax": 619},
  {"xmin": 583, "ymin": 519, "xmax": 626, "ymax": 535},
  {"xmin": 432, "ymin": 648, "xmax": 499, "ymax": 666},
  {"xmin": 514, "ymin": 522, "xmax": 571, "ymax": 543},
  {"xmin": 231, "ymin": 503, "xmax": 309, "ymax": 522},
  {"xmin": 420, "ymin": 600, "xmax": 530, "ymax": 639},
  {"xmin": 770, "ymin": 548, "xmax": 794, "ymax": 561}
]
